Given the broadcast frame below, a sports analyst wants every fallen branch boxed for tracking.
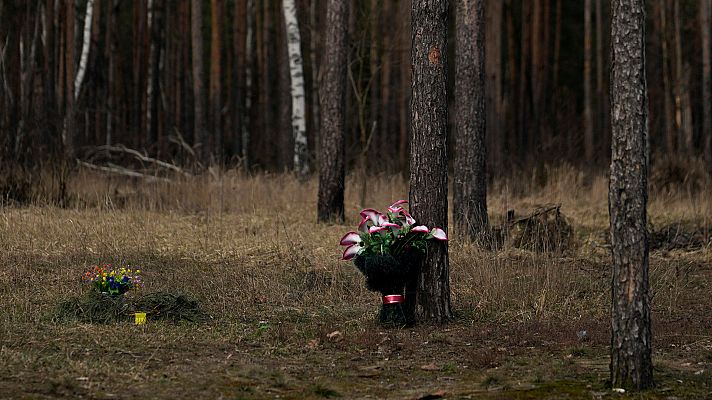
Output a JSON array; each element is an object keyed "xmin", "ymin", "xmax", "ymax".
[
  {"xmin": 78, "ymin": 160, "xmax": 173, "ymax": 183},
  {"xmin": 91, "ymin": 145, "xmax": 192, "ymax": 177}
]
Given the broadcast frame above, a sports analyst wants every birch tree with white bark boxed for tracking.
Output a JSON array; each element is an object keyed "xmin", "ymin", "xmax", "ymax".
[
  {"xmin": 74, "ymin": 0, "xmax": 94, "ymax": 101},
  {"xmin": 282, "ymin": 0, "xmax": 308, "ymax": 176}
]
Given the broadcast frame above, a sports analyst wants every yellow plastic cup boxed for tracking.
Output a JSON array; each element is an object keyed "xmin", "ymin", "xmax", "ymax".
[{"xmin": 135, "ymin": 312, "xmax": 147, "ymax": 325}]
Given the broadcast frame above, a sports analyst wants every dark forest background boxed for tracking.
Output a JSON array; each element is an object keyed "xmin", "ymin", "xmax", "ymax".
[{"xmin": 0, "ymin": 0, "xmax": 710, "ymax": 181}]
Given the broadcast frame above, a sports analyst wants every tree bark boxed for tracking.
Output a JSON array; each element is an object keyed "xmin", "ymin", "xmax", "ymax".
[
  {"xmin": 62, "ymin": 0, "xmax": 76, "ymax": 159},
  {"xmin": 243, "ymin": 0, "xmax": 254, "ymax": 169},
  {"xmin": 278, "ymin": 6, "xmax": 293, "ymax": 171},
  {"xmin": 672, "ymin": 0, "xmax": 693, "ymax": 155},
  {"xmin": 317, "ymin": 0, "xmax": 348, "ymax": 223},
  {"xmin": 485, "ymin": 0, "xmax": 502, "ymax": 172},
  {"xmin": 191, "ymin": 0, "xmax": 208, "ymax": 165},
  {"xmin": 609, "ymin": 0, "xmax": 653, "ymax": 389},
  {"xmin": 454, "ymin": 0, "xmax": 488, "ymax": 239},
  {"xmin": 146, "ymin": 0, "xmax": 163, "ymax": 153},
  {"xmin": 659, "ymin": 0, "xmax": 675, "ymax": 152},
  {"xmin": 584, "ymin": 0, "xmax": 593, "ymax": 163},
  {"xmin": 73, "ymin": 0, "xmax": 94, "ymax": 101},
  {"xmin": 407, "ymin": 0, "xmax": 453, "ymax": 324},
  {"xmin": 210, "ymin": 0, "xmax": 222, "ymax": 162},
  {"xmin": 282, "ymin": 0, "xmax": 309, "ymax": 176},
  {"xmin": 700, "ymin": 0, "xmax": 711, "ymax": 171}
]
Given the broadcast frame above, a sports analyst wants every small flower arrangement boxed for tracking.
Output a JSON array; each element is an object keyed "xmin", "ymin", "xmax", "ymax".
[
  {"xmin": 339, "ymin": 200, "xmax": 447, "ymax": 260},
  {"xmin": 82, "ymin": 264, "xmax": 142, "ymax": 295},
  {"xmin": 339, "ymin": 200, "xmax": 447, "ymax": 326}
]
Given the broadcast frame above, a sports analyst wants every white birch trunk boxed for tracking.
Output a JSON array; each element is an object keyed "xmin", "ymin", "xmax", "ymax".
[
  {"xmin": 282, "ymin": 0, "xmax": 309, "ymax": 176},
  {"xmin": 73, "ymin": 0, "xmax": 94, "ymax": 100}
]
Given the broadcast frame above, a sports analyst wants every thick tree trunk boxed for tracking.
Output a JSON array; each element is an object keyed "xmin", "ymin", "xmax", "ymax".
[
  {"xmin": 317, "ymin": 0, "xmax": 348, "ymax": 223},
  {"xmin": 282, "ymin": 0, "xmax": 309, "ymax": 176},
  {"xmin": 584, "ymin": 0, "xmax": 593, "ymax": 163},
  {"xmin": 406, "ymin": 0, "xmax": 453, "ymax": 324},
  {"xmin": 191, "ymin": 0, "xmax": 208, "ymax": 165},
  {"xmin": 700, "ymin": 0, "xmax": 711, "ymax": 171},
  {"xmin": 454, "ymin": 0, "xmax": 488, "ymax": 239},
  {"xmin": 210, "ymin": 0, "xmax": 222, "ymax": 162},
  {"xmin": 609, "ymin": 0, "xmax": 653, "ymax": 389}
]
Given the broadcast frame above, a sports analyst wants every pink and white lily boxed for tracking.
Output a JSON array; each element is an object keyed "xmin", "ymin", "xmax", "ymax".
[
  {"xmin": 339, "ymin": 231, "xmax": 362, "ymax": 246},
  {"xmin": 360, "ymin": 208, "xmax": 381, "ymax": 225},
  {"xmin": 342, "ymin": 244, "xmax": 362, "ymax": 260},
  {"xmin": 429, "ymin": 227, "xmax": 448, "ymax": 241},
  {"xmin": 339, "ymin": 231, "xmax": 363, "ymax": 260},
  {"xmin": 411, "ymin": 225, "xmax": 430, "ymax": 234}
]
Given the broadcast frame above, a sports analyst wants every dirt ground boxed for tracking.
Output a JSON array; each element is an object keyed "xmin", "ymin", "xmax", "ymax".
[{"xmin": 1, "ymin": 173, "xmax": 711, "ymax": 399}]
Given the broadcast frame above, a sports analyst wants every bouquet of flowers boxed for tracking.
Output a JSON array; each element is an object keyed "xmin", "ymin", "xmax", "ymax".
[
  {"xmin": 339, "ymin": 200, "xmax": 447, "ymax": 326},
  {"xmin": 82, "ymin": 264, "xmax": 143, "ymax": 296}
]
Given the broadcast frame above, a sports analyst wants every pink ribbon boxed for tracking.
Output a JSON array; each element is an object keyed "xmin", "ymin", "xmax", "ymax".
[{"xmin": 382, "ymin": 295, "xmax": 405, "ymax": 304}]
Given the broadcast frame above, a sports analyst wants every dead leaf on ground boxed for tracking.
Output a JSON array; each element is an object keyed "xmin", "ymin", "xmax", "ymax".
[
  {"xmin": 420, "ymin": 362, "xmax": 440, "ymax": 371},
  {"xmin": 327, "ymin": 331, "xmax": 343, "ymax": 342},
  {"xmin": 306, "ymin": 339, "xmax": 319, "ymax": 350}
]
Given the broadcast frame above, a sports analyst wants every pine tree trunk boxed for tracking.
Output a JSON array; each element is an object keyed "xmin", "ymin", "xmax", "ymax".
[
  {"xmin": 595, "ymin": 0, "xmax": 607, "ymax": 154},
  {"xmin": 278, "ymin": 10, "xmax": 293, "ymax": 171},
  {"xmin": 44, "ymin": 0, "xmax": 57, "ymax": 136},
  {"xmin": 232, "ymin": 0, "xmax": 247, "ymax": 160},
  {"xmin": 406, "ymin": 0, "xmax": 453, "ymax": 324},
  {"xmin": 146, "ymin": 0, "xmax": 162, "ymax": 153},
  {"xmin": 584, "ymin": 0, "xmax": 593, "ymax": 163},
  {"xmin": 454, "ymin": 0, "xmax": 488, "ymax": 238},
  {"xmin": 243, "ymin": 0, "xmax": 254, "ymax": 169},
  {"xmin": 609, "ymin": 0, "xmax": 653, "ymax": 389},
  {"xmin": 485, "ymin": 0, "xmax": 502, "ymax": 172},
  {"xmin": 282, "ymin": 0, "xmax": 309, "ymax": 176},
  {"xmin": 62, "ymin": 0, "xmax": 76, "ymax": 159},
  {"xmin": 191, "ymin": 0, "xmax": 208, "ymax": 165},
  {"xmin": 210, "ymin": 0, "xmax": 222, "ymax": 162},
  {"xmin": 672, "ymin": 0, "xmax": 693, "ymax": 155},
  {"xmin": 317, "ymin": 0, "xmax": 348, "ymax": 223},
  {"xmin": 659, "ymin": 0, "xmax": 675, "ymax": 152},
  {"xmin": 702, "ymin": 0, "xmax": 712, "ymax": 171}
]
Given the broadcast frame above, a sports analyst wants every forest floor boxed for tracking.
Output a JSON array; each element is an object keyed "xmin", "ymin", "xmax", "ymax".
[{"xmin": 1, "ymin": 170, "xmax": 711, "ymax": 399}]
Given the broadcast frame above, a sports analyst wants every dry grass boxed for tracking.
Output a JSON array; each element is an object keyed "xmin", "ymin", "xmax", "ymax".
[{"xmin": 1, "ymin": 167, "xmax": 711, "ymax": 398}]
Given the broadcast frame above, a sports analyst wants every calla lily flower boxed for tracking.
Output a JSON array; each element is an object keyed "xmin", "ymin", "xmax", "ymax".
[
  {"xmin": 360, "ymin": 208, "xmax": 382, "ymax": 224},
  {"xmin": 382, "ymin": 222, "xmax": 401, "ymax": 235},
  {"xmin": 411, "ymin": 225, "xmax": 429, "ymax": 233},
  {"xmin": 404, "ymin": 214, "xmax": 416, "ymax": 226},
  {"xmin": 358, "ymin": 217, "xmax": 371, "ymax": 233},
  {"xmin": 342, "ymin": 244, "xmax": 362, "ymax": 260},
  {"xmin": 369, "ymin": 226, "xmax": 388, "ymax": 234},
  {"xmin": 388, "ymin": 206, "xmax": 404, "ymax": 214},
  {"xmin": 430, "ymin": 227, "xmax": 448, "ymax": 241},
  {"xmin": 340, "ymin": 231, "xmax": 362, "ymax": 246},
  {"xmin": 377, "ymin": 214, "xmax": 389, "ymax": 226},
  {"xmin": 389, "ymin": 200, "xmax": 408, "ymax": 208}
]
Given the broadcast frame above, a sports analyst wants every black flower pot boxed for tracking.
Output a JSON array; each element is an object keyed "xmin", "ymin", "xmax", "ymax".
[{"xmin": 353, "ymin": 252, "xmax": 421, "ymax": 327}]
